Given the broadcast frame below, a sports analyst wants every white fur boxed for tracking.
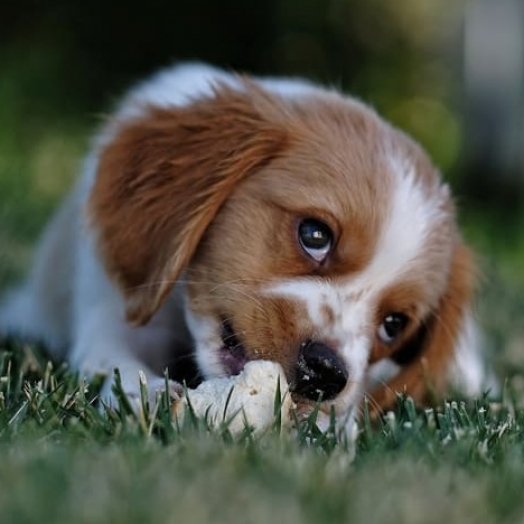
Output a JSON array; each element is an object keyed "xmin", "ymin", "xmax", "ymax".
[
  {"xmin": 381, "ymin": 156, "xmax": 450, "ymax": 286},
  {"xmin": 183, "ymin": 306, "xmax": 224, "ymax": 379},
  {"xmin": 449, "ymin": 310, "xmax": 498, "ymax": 397}
]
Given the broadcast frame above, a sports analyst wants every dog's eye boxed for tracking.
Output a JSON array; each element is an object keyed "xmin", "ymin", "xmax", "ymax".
[
  {"xmin": 378, "ymin": 313, "xmax": 408, "ymax": 344},
  {"xmin": 298, "ymin": 219, "xmax": 333, "ymax": 262}
]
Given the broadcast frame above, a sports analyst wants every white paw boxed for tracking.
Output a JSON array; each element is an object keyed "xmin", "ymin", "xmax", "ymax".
[{"xmin": 99, "ymin": 371, "xmax": 183, "ymax": 412}]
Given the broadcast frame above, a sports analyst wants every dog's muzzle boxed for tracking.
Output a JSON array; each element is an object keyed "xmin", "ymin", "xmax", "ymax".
[{"xmin": 293, "ymin": 341, "xmax": 348, "ymax": 401}]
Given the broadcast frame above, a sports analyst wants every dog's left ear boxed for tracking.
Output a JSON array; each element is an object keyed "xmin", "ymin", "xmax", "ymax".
[
  {"xmin": 89, "ymin": 85, "xmax": 289, "ymax": 324},
  {"xmin": 370, "ymin": 242, "xmax": 476, "ymax": 414}
]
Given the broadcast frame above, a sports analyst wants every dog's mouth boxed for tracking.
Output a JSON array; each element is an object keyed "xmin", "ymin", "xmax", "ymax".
[{"xmin": 220, "ymin": 319, "xmax": 248, "ymax": 375}]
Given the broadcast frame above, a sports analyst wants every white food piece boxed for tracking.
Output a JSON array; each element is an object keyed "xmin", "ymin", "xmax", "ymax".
[{"xmin": 173, "ymin": 360, "xmax": 293, "ymax": 434}]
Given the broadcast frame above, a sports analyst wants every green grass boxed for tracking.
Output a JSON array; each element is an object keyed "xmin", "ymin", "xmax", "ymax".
[
  {"xmin": 1, "ymin": 342, "xmax": 524, "ymax": 524},
  {"xmin": 2, "ymin": 61, "xmax": 524, "ymax": 524}
]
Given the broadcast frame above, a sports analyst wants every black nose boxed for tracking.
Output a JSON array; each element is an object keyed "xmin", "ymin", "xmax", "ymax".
[{"xmin": 293, "ymin": 341, "xmax": 348, "ymax": 401}]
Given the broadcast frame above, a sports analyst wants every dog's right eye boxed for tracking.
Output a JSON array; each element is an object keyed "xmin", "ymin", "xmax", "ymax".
[
  {"xmin": 298, "ymin": 219, "xmax": 333, "ymax": 263},
  {"xmin": 378, "ymin": 313, "xmax": 409, "ymax": 344}
]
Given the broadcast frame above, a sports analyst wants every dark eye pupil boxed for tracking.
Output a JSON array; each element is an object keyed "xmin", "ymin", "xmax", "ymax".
[
  {"xmin": 298, "ymin": 219, "xmax": 332, "ymax": 249},
  {"xmin": 384, "ymin": 313, "xmax": 408, "ymax": 338}
]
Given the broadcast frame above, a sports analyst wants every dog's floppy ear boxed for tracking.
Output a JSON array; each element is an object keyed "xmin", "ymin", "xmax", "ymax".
[
  {"xmin": 89, "ymin": 85, "xmax": 288, "ymax": 324},
  {"xmin": 369, "ymin": 242, "xmax": 476, "ymax": 414}
]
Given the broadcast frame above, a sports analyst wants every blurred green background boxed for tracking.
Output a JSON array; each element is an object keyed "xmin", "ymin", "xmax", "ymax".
[{"xmin": 0, "ymin": 0, "xmax": 523, "ymax": 379}]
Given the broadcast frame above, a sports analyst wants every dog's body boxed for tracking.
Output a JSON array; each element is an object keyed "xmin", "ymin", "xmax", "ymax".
[{"xmin": 0, "ymin": 63, "xmax": 489, "ymax": 430}]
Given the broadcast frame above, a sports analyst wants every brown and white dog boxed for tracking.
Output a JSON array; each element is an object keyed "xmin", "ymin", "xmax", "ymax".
[{"xmin": 0, "ymin": 63, "xmax": 489, "ymax": 431}]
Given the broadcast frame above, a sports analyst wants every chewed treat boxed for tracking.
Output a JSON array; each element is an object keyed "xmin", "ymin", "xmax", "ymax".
[{"xmin": 173, "ymin": 360, "xmax": 294, "ymax": 434}]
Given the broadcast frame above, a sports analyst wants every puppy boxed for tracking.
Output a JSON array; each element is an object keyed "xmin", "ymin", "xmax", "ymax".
[{"xmin": 0, "ymin": 62, "xmax": 488, "ymax": 430}]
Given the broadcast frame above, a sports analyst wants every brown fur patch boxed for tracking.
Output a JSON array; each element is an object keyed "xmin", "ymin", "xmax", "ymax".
[
  {"xmin": 89, "ymin": 84, "xmax": 289, "ymax": 323},
  {"xmin": 320, "ymin": 304, "xmax": 336, "ymax": 327},
  {"xmin": 368, "ymin": 242, "xmax": 476, "ymax": 415}
]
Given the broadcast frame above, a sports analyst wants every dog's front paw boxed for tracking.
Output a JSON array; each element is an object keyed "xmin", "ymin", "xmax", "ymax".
[
  {"xmin": 144, "ymin": 375, "xmax": 184, "ymax": 406},
  {"xmin": 99, "ymin": 371, "xmax": 183, "ymax": 413}
]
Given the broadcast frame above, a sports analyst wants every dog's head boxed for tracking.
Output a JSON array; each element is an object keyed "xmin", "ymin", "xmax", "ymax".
[{"xmin": 89, "ymin": 80, "xmax": 474, "ymax": 422}]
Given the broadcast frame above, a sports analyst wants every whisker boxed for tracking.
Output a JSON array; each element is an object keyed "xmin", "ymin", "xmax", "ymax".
[
  {"xmin": 362, "ymin": 393, "xmax": 385, "ymax": 416},
  {"xmin": 124, "ymin": 273, "xmax": 281, "ymax": 294}
]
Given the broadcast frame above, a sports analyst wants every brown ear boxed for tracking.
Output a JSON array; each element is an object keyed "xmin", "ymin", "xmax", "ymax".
[
  {"xmin": 369, "ymin": 242, "xmax": 476, "ymax": 416},
  {"xmin": 89, "ymin": 85, "xmax": 288, "ymax": 324}
]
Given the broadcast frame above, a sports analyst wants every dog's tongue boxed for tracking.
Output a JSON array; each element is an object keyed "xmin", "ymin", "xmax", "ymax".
[{"xmin": 222, "ymin": 346, "xmax": 248, "ymax": 376}]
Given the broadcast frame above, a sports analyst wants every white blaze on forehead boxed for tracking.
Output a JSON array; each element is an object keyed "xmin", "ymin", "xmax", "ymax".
[{"xmin": 368, "ymin": 154, "xmax": 448, "ymax": 290}]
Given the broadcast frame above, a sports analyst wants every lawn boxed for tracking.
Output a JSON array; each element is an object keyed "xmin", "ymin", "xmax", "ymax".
[{"xmin": 1, "ymin": 63, "xmax": 524, "ymax": 524}]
